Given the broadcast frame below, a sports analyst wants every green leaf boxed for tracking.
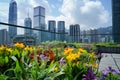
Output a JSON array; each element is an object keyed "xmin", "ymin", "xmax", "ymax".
[
  {"xmin": 0, "ymin": 57, "xmax": 4, "ymax": 64},
  {"xmin": 5, "ymin": 56, "xmax": 9, "ymax": 63},
  {"xmin": 52, "ymin": 70, "xmax": 64, "ymax": 78},
  {"xmin": 47, "ymin": 62, "xmax": 57, "ymax": 74},
  {"xmin": 15, "ymin": 60, "xmax": 22, "ymax": 73},
  {"xmin": 44, "ymin": 77, "xmax": 53, "ymax": 80},
  {"xmin": 4, "ymin": 68, "xmax": 14, "ymax": 75},
  {"xmin": 0, "ymin": 74, "xmax": 8, "ymax": 80},
  {"xmin": 73, "ymin": 71, "xmax": 82, "ymax": 80},
  {"xmin": 11, "ymin": 56, "xmax": 17, "ymax": 61}
]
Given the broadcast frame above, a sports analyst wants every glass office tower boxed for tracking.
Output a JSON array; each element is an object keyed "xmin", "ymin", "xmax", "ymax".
[
  {"xmin": 112, "ymin": 0, "xmax": 120, "ymax": 43},
  {"xmin": 34, "ymin": 6, "xmax": 45, "ymax": 44},
  {"xmin": 70, "ymin": 24, "xmax": 80, "ymax": 43},
  {"xmin": 57, "ymin": 21, "xmax": 65, "ymax": 41},
  {"xmin": 8, "ymin": 0, "xmax": 17, "ymax": 39},
  {"xmin": 24, "ymin": 17, "xmax": 32, "ymax": 36},
  {"xmin": 48, "ymin": 20, "xmax": 56, "ymax": 41}
]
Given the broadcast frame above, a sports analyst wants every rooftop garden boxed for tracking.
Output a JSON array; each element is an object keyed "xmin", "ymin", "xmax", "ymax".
[{"xmin": 0, "ymin": 42, "xmax": 120, "ymax": 80}]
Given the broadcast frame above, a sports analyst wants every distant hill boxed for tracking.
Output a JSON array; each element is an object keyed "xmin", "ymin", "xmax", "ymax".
[{"xmin": 97, "ymin": 26, "xmax": 112, "ymax": 34}]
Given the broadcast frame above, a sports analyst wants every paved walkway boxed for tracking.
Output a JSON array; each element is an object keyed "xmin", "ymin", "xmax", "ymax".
[{"xmin": 99, "ymin": 53, "xmax": 120, "ymax": 71}]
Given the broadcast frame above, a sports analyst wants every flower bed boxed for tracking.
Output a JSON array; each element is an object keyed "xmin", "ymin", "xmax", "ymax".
[{"xmin": 0, "ymin": 42, "xmax": 120, "ymax": 80}]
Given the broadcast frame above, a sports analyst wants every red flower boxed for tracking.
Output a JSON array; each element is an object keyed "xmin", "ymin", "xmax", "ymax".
[{"xmin": 44, "ymin": 49, "xmax": 55, "ymax": 60}]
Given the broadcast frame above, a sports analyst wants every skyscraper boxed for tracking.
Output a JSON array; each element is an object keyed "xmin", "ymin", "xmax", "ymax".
[
  {"xmin": 89, "ymin": 29, "xmax": 98, "ymax": 43},
  {"xmin": 69, "ymin": 24, "xmax": 80, "ymax": 43},
  {"xmin": 0, "ymin": 29, "xmax": 9, "ymax": 45},
  {"xmin": 34, "ymin": 6, "xmax": 45, "ymax": 44},
  {"xmin": 8, "ymin": 0, "xmax": 17, "ymax": 39},
  {"xmin": 57, "ymin": 21, "xmax": 65, "ymax": 41},
  {"xmin": 24, "ymin": 14, "xmax": 32, "ymax": 36},
  {"xmin": 112, "ymin": 0, "xmax": 120, "ymax": 43},
  {"xmin": 48, "ymin": 20, "xmax": 56, "ymax": 41}
]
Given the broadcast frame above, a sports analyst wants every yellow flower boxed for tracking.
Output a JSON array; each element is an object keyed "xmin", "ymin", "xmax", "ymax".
[
  {"xmin": 6, "ymin": 48, "xmax": 12, "ymax": 53},
  {"xmin": 79, "ymin": 48, "xmax": 86, "ymax": 53},
  {"xmin": 89, "ymin": 52, "xmax": 95, "ymax": 57},
  {"xmin": 64, "ymin": 48, "xmax": 74, "ymax": 55},
  {"xmin": 92, "ymin": 63, "xmax": 98, "ymax": 68},
  {"xmin": 24, "ymin": 46, "xmax": 33, "ymax": 51},
  {"xmin": 77, "ymin": 52, "xmax": 81, "ymax": 57},
  {"xmin": 54, "ymin": 67, "xmax": 58, "ymax": 72},
  {"xmin": 66, "ymin": 53, "xmax": 80, "ymax": 62},
  {"xmin": 0, "ymin": 45, "xmax": 6, "ymax": 51},
  {"xmin": 14, "ymin": 42, "xmax": 24, "ymax": 49}
]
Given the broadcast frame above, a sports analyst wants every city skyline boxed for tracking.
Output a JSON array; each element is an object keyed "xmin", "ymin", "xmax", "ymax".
[{"xmin": 0, "ymin": 0, "xmax": 112, "ymax": 31}]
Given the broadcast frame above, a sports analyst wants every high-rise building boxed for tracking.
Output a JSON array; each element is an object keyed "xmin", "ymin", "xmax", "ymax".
[
  {"xmin": 8, "ymin": 0, "xmax": 17, "ymax": 39},
  {"xmin": 0, "ymin": 29, "xmax": 10, "ymax": 45},
  {"xmin": 13, "ymin": 35, "xmax": 35, "ymax": 45},
  {"xmin": 48, "ymin": 20, "xmax": 56, "ymax": 41},
  {"xmin": 89, "ymin": 29, "xmax": 98, "ymax": 43},
  {"xmin": 33, "ymin": 6, "xmax": 45, "ymax": 44},
  {"xmin": 69, "ymin": 24, "xmax": 80, "ymax": 43},
  {"xmin": 57, "ymin": 21, "xmax": 65, "ymax": 41},
  {"xmin": 82, "ymin": 30, "xmax": 89, "ymax": 43},
  {"xmin": 112, "ymin": 0, "xmax": 120, "ymax": 43},
  {"xmin": 24, "ymin": 15, "xmax": 32, "ymax": 36}
]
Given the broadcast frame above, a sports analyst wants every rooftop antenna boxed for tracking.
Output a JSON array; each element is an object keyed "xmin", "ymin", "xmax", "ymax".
[{"xmin": 27, "ymin": 8, "xmax": 29, "ymax": 18}]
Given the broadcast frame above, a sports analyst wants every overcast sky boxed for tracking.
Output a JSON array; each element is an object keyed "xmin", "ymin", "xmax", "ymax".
[{"xmin": 0, "ymin": 0, "xmax": 112, "ymax": 31}]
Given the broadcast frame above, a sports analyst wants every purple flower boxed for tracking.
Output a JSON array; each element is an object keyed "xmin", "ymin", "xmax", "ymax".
[
  {"xmin": 111, "ymin": 68, "xmax": 120, "ymax": 75},
  {"xmin": 86, "ymin": 64, "xmax": 89, "ymax": 68},
  {"xmin": 59, "ymin": 58, "xmax": 65, "ymax": 64},
  {"xmin": 40, "ymin": 54, "xmax": 48, "ymax": 60},
  {"xmin": 102, "ymin": 70, "xmax": 109, "ymax": 76},
  {"xmin": 82, "ymin": 70, "xmax": 97, "ymax": 80},
  {"xmin": 100, "ymin": 67, "xmax": 120, "ymax": 79},
  {"xmin": 100, "ymin": 76, "xmax": 104, "ymax": 80}
]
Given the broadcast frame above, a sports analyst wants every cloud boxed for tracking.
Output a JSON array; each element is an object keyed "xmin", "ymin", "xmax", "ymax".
[
  {"xmin": 0, "ymin": 3, "xmax": 9, "ymax": 23},
  {"xmin": 0, "ymin": 0, "xmax": 110, "ymax": 32},
  {"xmin": 16, "ymin": 0, "xmax": 52, "ymax": 34},
  {"xmin": 46, "ymin": 14, "xmax": 73, "ymax": 29},
  {"xmin": 59, "ymin": 0, "xmax": 110, "ymax": 30},
  {"xmin": 51, "ymin": 4, "xmax": 56, "ymax": 9},
  {"xmin": 17, "ymin": 0, "xmax": 52, "ymax": 25}
]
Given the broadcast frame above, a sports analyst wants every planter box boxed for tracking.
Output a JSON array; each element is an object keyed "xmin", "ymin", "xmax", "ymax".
[{"xmin": 97, "ymin": 46, "xmax": 120, "ymax": 53}]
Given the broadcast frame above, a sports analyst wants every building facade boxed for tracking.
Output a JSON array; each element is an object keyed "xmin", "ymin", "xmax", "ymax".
[
  {"xmin": 112, "ymin": 0, "xmax": 120, "ymax": 43},
  {"xmin": 89, "ymin": 29, "xmax": 98, "ymax": 43},
  {"xmin": 24, "ymin": 17, "xmax": 32, "ymax": 36},
  {"xmin": 48, "ymin": 20, "xmax": 56, "ymax": 41},
  {"xmin": 33, "ymin": 6, "xmax": 45, "ymax": 44},
  {"xmin": 13, "ymin": 35, "xmax": 35, "ymax": 45},
  {"xmin": 8, "ymin": 0, "xmax": 17, "ymax": 40},
  {"xmin": 0, "ymin": 29, "xmax": 9, "ymax": 45},
  {"xmin": 57, "ymin": 21, "xmax": 65, "ymax": 41},
  {"xmin": 69, "ymin": 24, "xmax": 80, "ymax": 43},
  {"xmin": 82, "ymin": 30, "xmax": 89, "ymax": 43}
]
